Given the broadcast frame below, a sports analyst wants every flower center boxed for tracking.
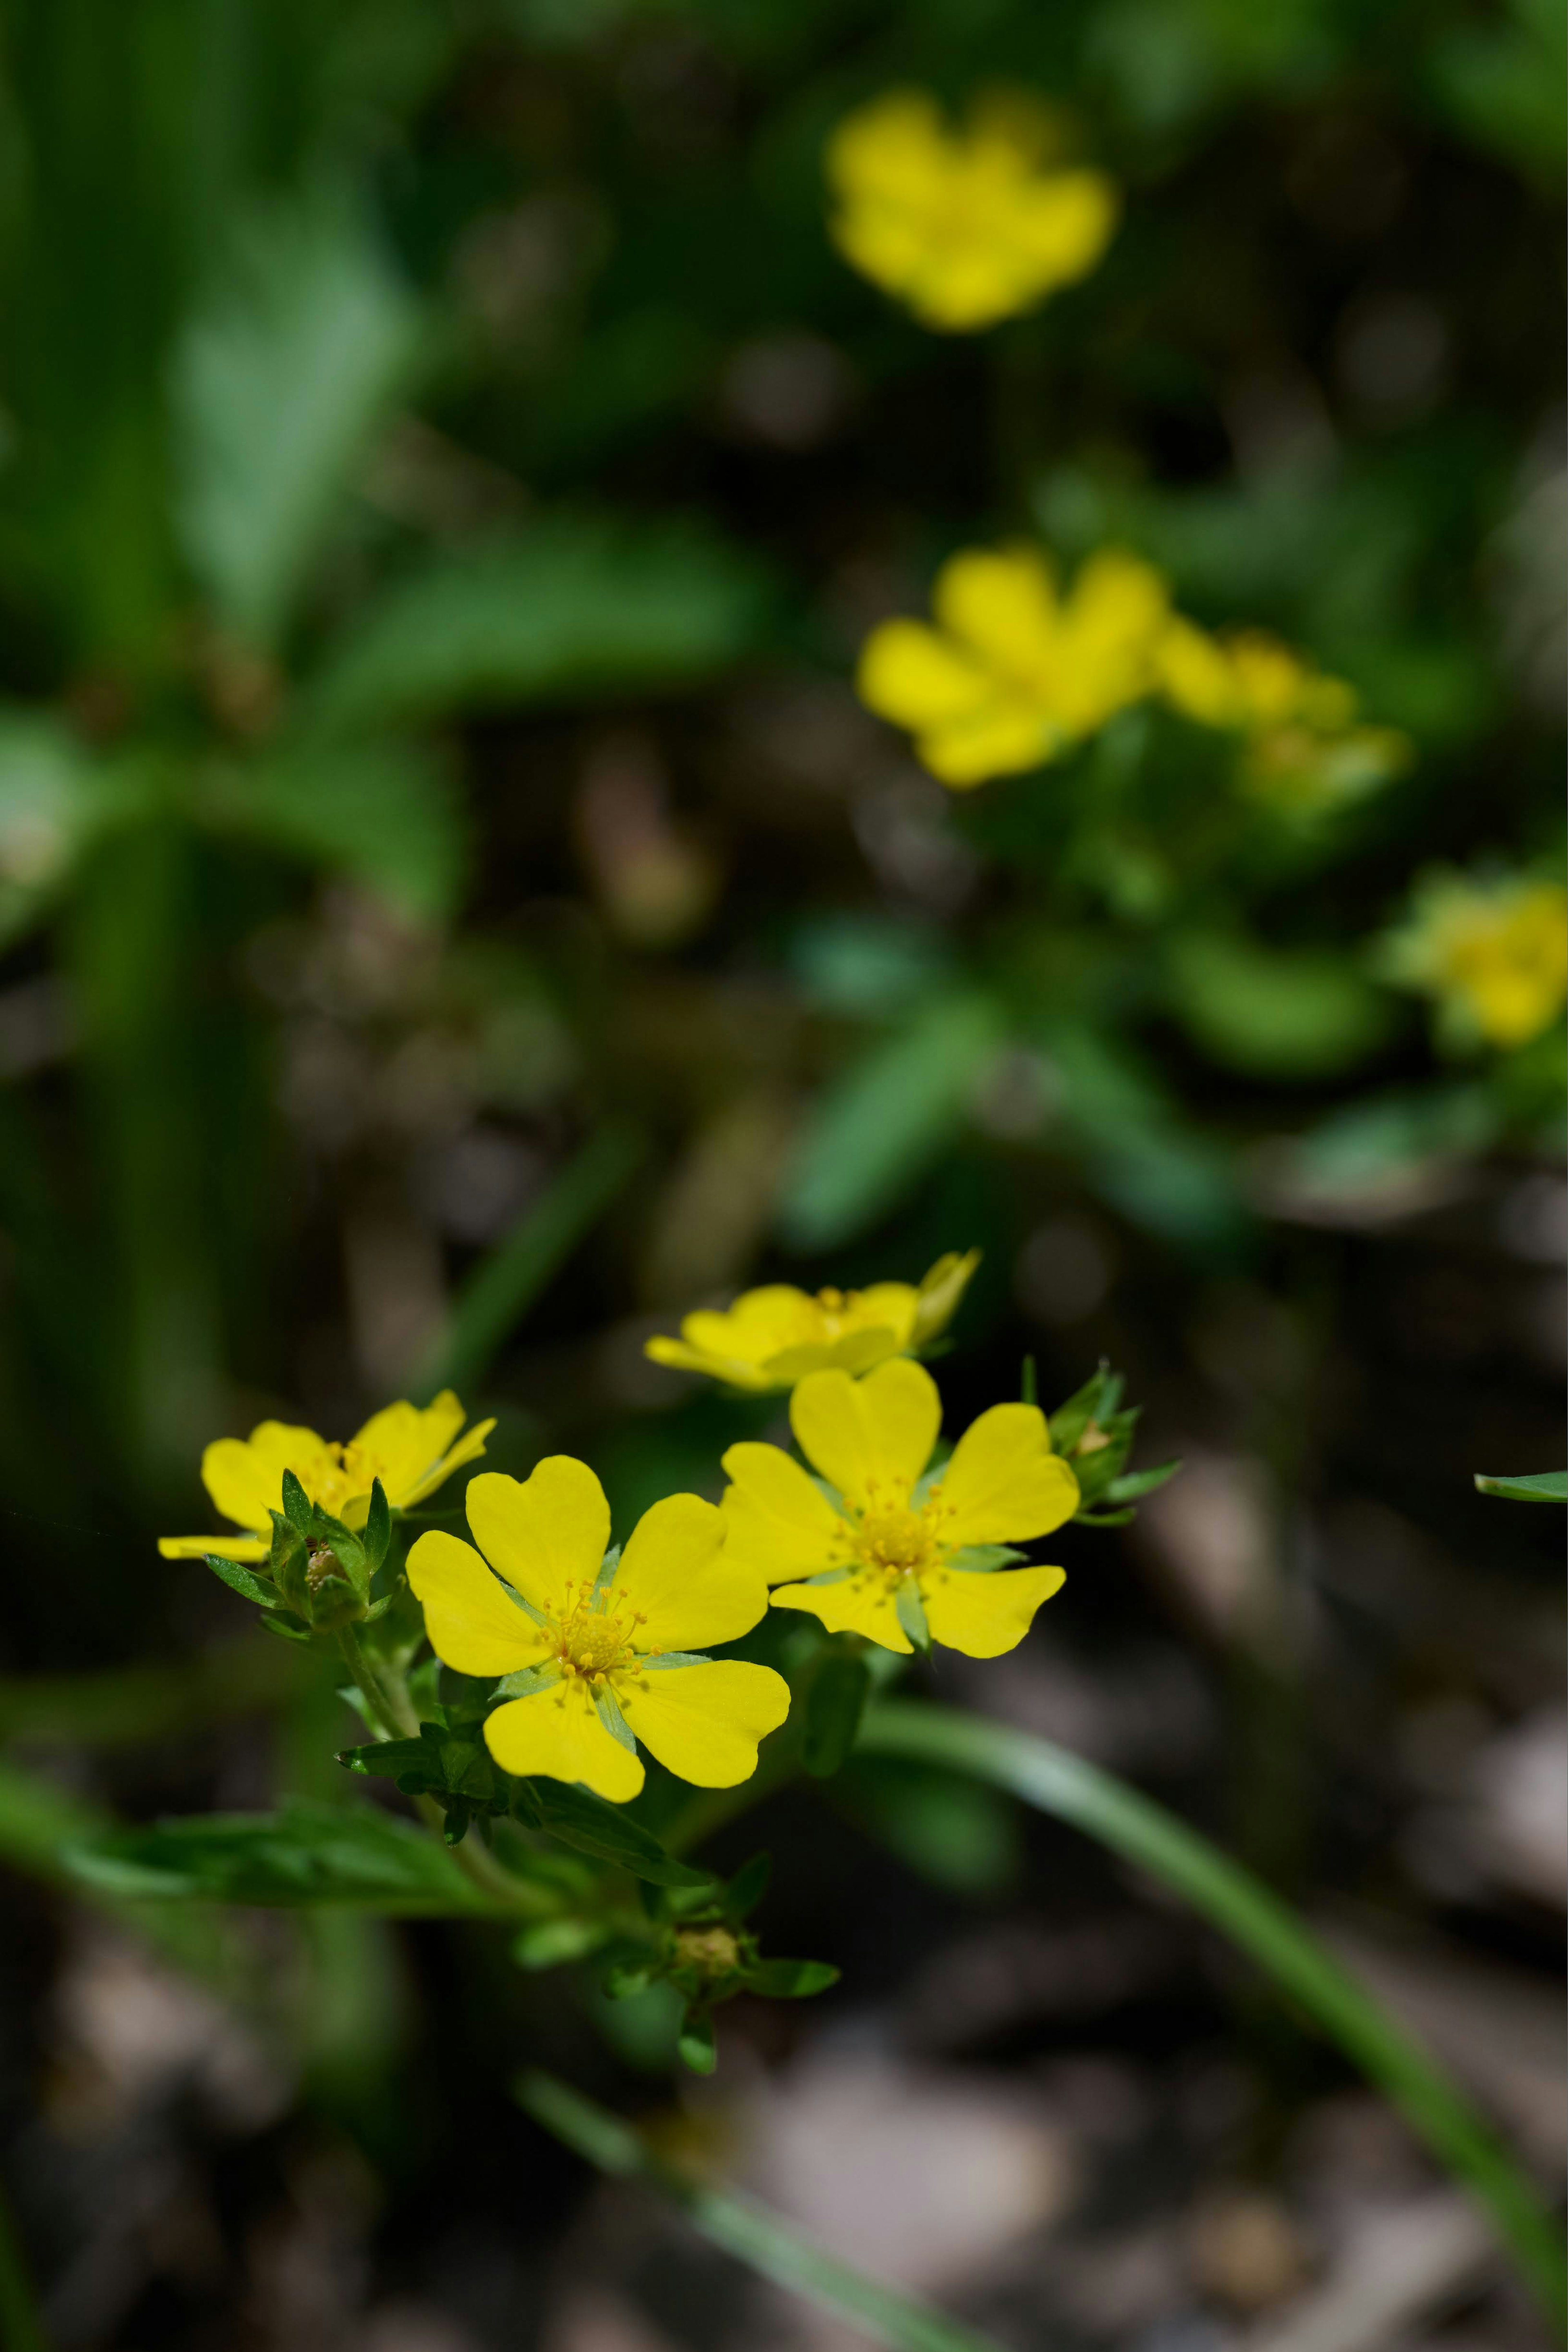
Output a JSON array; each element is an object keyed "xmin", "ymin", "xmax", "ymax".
[
  {"xmin": 673, "ymin": 1926, "xmax": 740, "ymax": 1973},
  {"xmin": 854, "ymin": 1505, "xmax": 936, "ymax": 1576},
  {"xmin": 548, "ymin": 1583, "xmax": 648, "ymax": 1684}
]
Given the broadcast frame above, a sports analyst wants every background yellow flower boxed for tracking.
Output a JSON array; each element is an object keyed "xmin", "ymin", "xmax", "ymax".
[
  {"xmin": 720, "ymin": 1357, "xmax": 1079, "ymax": 1656},
  {"xmin": 157, "ymin": 1392, "xmax": 494, "ymax": 1561},
  {"xmin": 1379, "ymin": 870, "xmax": 1568, "ymax": 1051},
  {"xmin": 644, "ymin": 1248, "xmax": 978, "ymax": 1389},
  {"xmin": 857, "ymin": 544, "xmax": 1172, "ymax": 786},
  {"xmin": 827, "ymin": 88, "xmax": 1118, "ymax": 331},
  {"xmin": 1155, "ymin": 620, "xmax": 1410, "ymax": 813},
  {"xmin": 408, "ymin": 1458, "xmax": 789, "ymax": 1803}
]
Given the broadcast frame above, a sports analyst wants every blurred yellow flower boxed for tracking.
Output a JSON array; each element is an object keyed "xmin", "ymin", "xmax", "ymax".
[
  {"xmin": 1379, "ymin": 869, "xmax": 1568, "ymax": 1051},
  {"xmin": 644, "ymin": 1249, "xmax": 979, "ymax": 1391},
  {"xmin": 858, "ymin": 544, "xmax": 1172, "ymax": 787},
  {"xmin": 1155, "ymin": 620, "xmax": 1410, "ymax": 812},
  {"xmin": 722, "ymin": 1358, "xmax": 1079, "ymax": 1657},
  {"xmin": 158, "ymin": 1391, "xmax": 495, "ymax": 1562},
  {"xmin": 827, "ymin": 88, "xmax": 1118, "ymax": 332},
  {"xmin": 408, "ymin": 1460, "xmax": 788, "ymax": 1803}
]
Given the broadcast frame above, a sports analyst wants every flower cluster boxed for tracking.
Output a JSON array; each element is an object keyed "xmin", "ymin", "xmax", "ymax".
[
  {"xmin": 827, "ymin": 88, "xmax": 1118, "ymax": 332},
  {"xmin": 1379, "ymin": 869, "xmax": 1568, "ymax": 1051},
  {"xmin": 857, "ymin": 538, "xmax": 1410, "ymax": 800}
]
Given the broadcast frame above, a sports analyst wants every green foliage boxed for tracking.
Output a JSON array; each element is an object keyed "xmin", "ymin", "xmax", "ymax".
[
  {"xmin": 66, "ymin": 1800, "xmax": 499, "ymax": 1913},
  {"xmin": 801, "ymin": 1647, "xmax": 871, "ymax": 1777},
  {"xmin": 1047, "ymin": 1361, "xmax": 1181, "ymax": 1523},
  {"xmin": 1474, "ymin": 1470, "xmax": 1568, "ymax": 1504},
  {"xmin": 510, "ymin": 1776, "xmax": 715, "ymax": 1888},
  {"xmin": 305, "ymin": 520, "xmax": 772, "ymax": 732},
  {"xmin": 338, "ymin": 1709, "xmax": 510, "ymax": 1845}
]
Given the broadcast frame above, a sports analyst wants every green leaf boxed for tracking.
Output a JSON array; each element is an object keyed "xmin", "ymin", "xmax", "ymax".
[
  {"xmin": 362, "ymin": 1479, "xmax": 392, "ymax": 1571},
  {"xmin": 0, "ymin": 718, "xmax": 140, "ymax": 950},
  {"xmin": 200, "ymin": 738, "xmax": 466, "ymax": 925},
  {"xmin": 280, "ymin": 1469, "xmax": 313, "ymax": 1537},
  {"xmin": 677, "ymin": 2008, "xmax": 717, "ymax": 2075},
  {"xmin": 742, "ymin": 1958, "xmax": 839, "ymax": 2000},
  {"xmin": 1103, "ymin": 1460, "xmax": 1183, "ymax": 1503},
  {"xmin": 857, "ymin": 1702, "xmax": 1566, "ymax": 2332},
  {"xmin": 66, "ymin": 1801, "xmax": 503, "ymax": 1914},
  {"xmin": 517, "ymin": 2072, "xmax": 1005, "ymax": 2352},
  {"xmin": 1164, "ymin": 928, "xmax": 1395, "ymax": 1079},
  {"xmin": 802, "ymin": 1651, "xmax": 870, "ymax": 1778},
  {"xmin": 304, "ymin": 517, "xmax": 768, "ymax": 733},
  {"xmin": 1474, "ymin": 1470, "xmax": 1568, "ymax": 1504},
  {"xmin": 173, "ymin": 184, "xmax": 422, "ymax": 648},
  {"xmin": 511, "ymin": 1778, "xmax": 714, "ymax": 1888},
  {"xmin": 778, "ymin": 994, "xmax": 1004, "ymax": 1252},
  {"xmin": 203, "ymin": 1553, "xmax": 281, "ymax": 1608}
]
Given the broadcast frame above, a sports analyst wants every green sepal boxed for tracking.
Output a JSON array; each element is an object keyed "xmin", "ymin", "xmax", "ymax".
[
  {"xmin": 1103, "ymin": 1459, "xmax": 1182, "ymax": 1503},
  {"xmin": 741, "ymin": 1957, "xmax": 839, "ymax": 2000},
  {"xmin": 257, "ymin": 1609, "xmax": 314, "ymax": 1643},
  {"xmin": 510, "ymin": 1777, "xmax": 714, "ymax": 1888},
  {"xmin": 593, "ymin": 1685, "xmax": 637, "ymax": 1752},
  {"xmin": 723, "ymin": 1851, "xmax": 771, "ymax": 1922},
  {"xmin": 637, "ymin": 1652, "xmax": 710, "ymax": 1672},
  {"xmin": 893, "ymin": 1581, "xmax": 931, "ymax": 1655},
  {"xmin": 493, "ymin": 1663, "xmax": 562, "ymax": 1699},
  {"xmin": 590, "ymin": 1544, "xmax": 621, "ymax": 1604},
  {"xmin": 362, "ymin": 1477, "xmax": 392, "ymax": 1572},
  {"xmin": 280, "ymin": 1467, "xmax": 314, "ymax": 1537},
  {"xmin": 677, "ymin": 2009, "xmax": 716, "ymax": 2075},
  {"xmin": 945, "ymin": 1545, "xmax": 1028, "ymax": 1572},
  {"xmin": 203, "ymin": 1553, "xmax": 281, "ymax": 1607},
  {"xmin": 1073, "ymin": 1507, "xmax": 1136, "ymax": 1528},
  {"xmin": 802, "ymin": 1650, "xmax": 869, "ymax": 1778}
]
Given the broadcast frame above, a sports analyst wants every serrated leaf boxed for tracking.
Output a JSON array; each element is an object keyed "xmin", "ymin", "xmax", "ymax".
[
  {"xmin": 66, "ymin": 1801, "xmax": 497, "ymax": 1913},
  {"xmin": 742, "ymin": 1958, "xmax": 840, "ymax": 2000},
  {"xmin": 511, "ymin": 1779, "xmax": 713, "ymax": 1889},
  {"xmin": 202, "ymin": 738, "xmax": 466, "ymax": 926},
  {"xmin": 304, "ymin": 518, "xmax": 768, "ymax": 733},
  {"xmin": 173, "ymin": 184, "xmax": 422, "ymax": 647},
  {"xmin": 203, "ymin": 1553, "xmax": 281, "ymax": 1607}
]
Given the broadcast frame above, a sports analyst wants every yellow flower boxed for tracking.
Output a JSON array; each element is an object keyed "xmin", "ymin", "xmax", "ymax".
[
  {"xmin": 721, "ymin": 1358, "xmax": 1079, "ymax": 1657},
  {"xmin": 1155, "ymin": 620, "xmax": 1410, "ymax": 812},
  {"xmin": 1379, "ymin": 869, "xmax": 1568, "ymax": 1051},
  {"xmin": 158, "ymin": 1392, "xmax": 495, "ymax": 1562},
  {"xmin": 827, "ymin": 88, "xmax": 1118, "ymax": 332},
  {"xmin": 858, "ymin": 544, "xmax": 1173, "ymax": 787},
  {"xmin": 644, "ymin": 1250, "xmax": 980, "ymax": 1392},
  {"xmin": 407, "ymin": 1460, "xmax": 788, "ymax": 1804}
]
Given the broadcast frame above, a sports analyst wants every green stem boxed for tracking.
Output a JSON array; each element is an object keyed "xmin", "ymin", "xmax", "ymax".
[
  {"xmin": 518, "ymin": 2071, "xmax": 1005, "ymax": 2352},
  {"xmin": 336, "ymin": 1625, "xmax": 420, "ymax": 1741},
  {"xmin": 858, "ymin": 1701, "xmax": 1566, "ymax": 2334}
]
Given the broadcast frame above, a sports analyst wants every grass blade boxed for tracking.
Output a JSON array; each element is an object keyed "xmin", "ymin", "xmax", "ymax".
[
  {"xmin": 419, "ymin": 1123, "xmax": 644, "ymax": 1399},
  {"xmin": 858, "ymin": 1701, "xmax": 1566, "ymax": 2334},
  {"xmin": 517, "ymin": 2071, "xmax": 1006, "ymax": 2352}
]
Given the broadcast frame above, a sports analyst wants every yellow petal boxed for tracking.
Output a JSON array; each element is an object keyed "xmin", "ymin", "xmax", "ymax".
[
  {"xmin": 856, "ymin": 618, "xmax": 993, "ymax": 728},
  {"xmin": 1154, "ymin": 617, "xmax": 1241, "ymax": 727},
  {"xmin": 465, "ymin": 1458, "xmax": 610, "ymax": 1616},
  {"xmin": 770, "ymin": 1575, "xmax": 912, "ymax": 1654},
  {"xmin": 617, "ymin": 1660, "xmax": 791, "ymax": 1788},
  {"xmin": 157, "ymin": 1533, "xmax": 270, "ymax": 1561},
  {"xmin": 936, "ymin": 1403, "xmax": 1080, "ymax": 1544},
  {"xmin": 484, "ymin": 1682, "xmax": 644, "ymax": 1802},
  {"xmin": 790, "ymin": 1357, "xmax": 941, "ymax": 1508},
  {"xmin": 644, "ymin": 1334, "xmax": 771, "ymax": 1389},
  {"xmin": 916, "ymin": 697, "xmax": 1059, "ymax": 785},
  {"xmin": 406, "ymin": 1529, "xmax": 552, "ymax": 1676},
  {"xmin": 1008, "ymin": 172, "xmax": 1118, "ymax": 282},
  {"xmin": 720, "ymin": 1442, "xmax": 844, "ymax": 1585},
  {"xmin": 201, "ymin": 1424, "xmax": 328, "ymax": 1532},
  {"xmin": 911, "ymin": 1248, "xmax": 980, "ymax": 1346},
  {"xmin": 932, "ymin": 546, "xmax": 1056, "ymax": 669},
  {"xmin": 922, "ymin": 1563, "xmax": 1065, "ymax": 1657},
  {"xmin": 617, "ymin": 1492, "xmax": 767, "ymax": 1652},
  {"xmin": 351, "ymin": 1394, "xmax": 465, "ymax": 1500},
  {"xmin": 403, "ymin": 1416, "xmax": 495, "ymax": 1506}
]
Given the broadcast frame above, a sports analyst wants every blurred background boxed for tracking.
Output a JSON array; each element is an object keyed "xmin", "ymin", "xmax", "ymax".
[{"xmin": 0, "ymin": 0, "xmax": 1562, "ymax": 2346}]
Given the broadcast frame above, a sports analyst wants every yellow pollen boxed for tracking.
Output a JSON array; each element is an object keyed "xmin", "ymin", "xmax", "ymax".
[{"xmin": 854, "ymin": 1505, "xmax": 936, "ymax": 1576}]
